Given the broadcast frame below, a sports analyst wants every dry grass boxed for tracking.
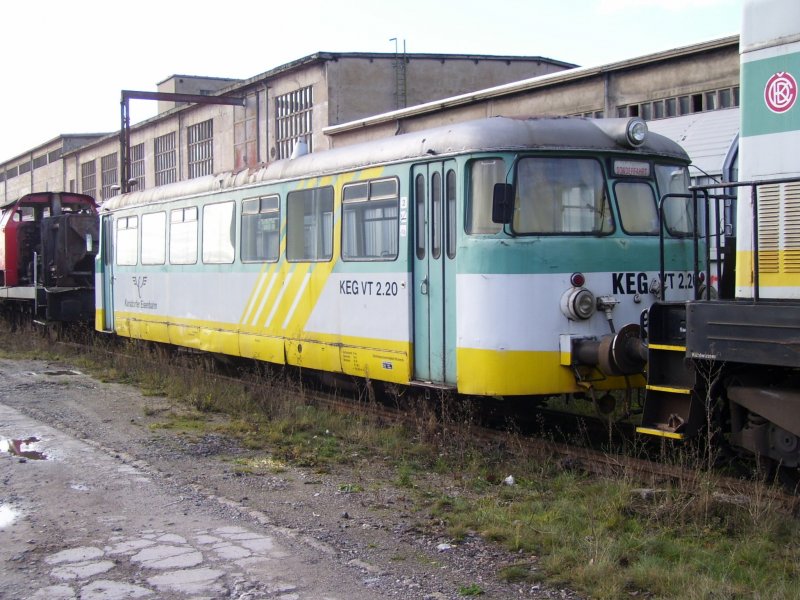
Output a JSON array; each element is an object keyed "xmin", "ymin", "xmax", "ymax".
[{"xmin": 1, "ymin": 323, "xmax": 798, "ymax": 599}]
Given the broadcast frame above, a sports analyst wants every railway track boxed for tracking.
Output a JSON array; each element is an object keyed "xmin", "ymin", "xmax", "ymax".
[{"xmin": 28, "ymin": 327, "xmax": 800, "ymax": 513}]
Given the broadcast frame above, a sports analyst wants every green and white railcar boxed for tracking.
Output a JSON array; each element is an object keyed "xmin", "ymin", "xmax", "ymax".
[{"xmin": 96, "ymin": 116, "xmax": 696, "ymax": 399}]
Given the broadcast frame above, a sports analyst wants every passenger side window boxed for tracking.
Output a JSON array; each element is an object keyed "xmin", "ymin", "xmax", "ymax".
[
  {"xmin": 342, "ymin": 178, "xmax": 399, "ymax": 261},
  {"xmin": 115, "ymin": 216, "xmax": 138, "ymax": 266},
  {"xmin": 202, "ymin": 201, "xmax": 235, "ymax": 264},
  {"xmin": 286, "ymin": 187, "xmax": 333, "ymax": 261},
  {"xmin": 169, "ymin": 207, "xmax": 198, "ymax": 264},
  {"xmin": 141, "ymin": 212, "xmax": 166, "ymax": 265},
  {"xmin": 241, "ymin": 195, "xmax": 280, "ymax": 262},
  {"xmin": 467, "ymin": 159, "xmax": 504, "ymax": 234}
]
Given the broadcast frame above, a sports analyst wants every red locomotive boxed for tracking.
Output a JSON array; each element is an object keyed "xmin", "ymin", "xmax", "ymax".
[{"xmin": 0, "ymin": 192, "xmax": 98, "ymax": 323}]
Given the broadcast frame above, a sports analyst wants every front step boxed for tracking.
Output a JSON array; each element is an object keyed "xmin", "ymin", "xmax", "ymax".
[{"xmin": 637, "ymin": 303, "xmax": 705, "ymax": 439}]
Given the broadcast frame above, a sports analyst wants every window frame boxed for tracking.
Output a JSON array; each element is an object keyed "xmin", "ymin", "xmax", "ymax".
[
  {"xmin": 187, "ymin": 119, "xmax": 214, "ymax": 179},
  {"xmin": 510, "ymin": 156, "xmax": 614, "ymax": 236},
  {"xmin": 169, "ymin": 206, "xmax": 198, "ymax": 265},
  {"xmin": 341, "ymin": 177, "xmax": 400, "ymax": 262},
  {"xmin": 466, "ymin": 157, "xmax": 505, "ymax": 235},
  {"xmin": 286, "ymin": 186, "xmax": 334, "ymax": 262},
  {"xmin": 141, "ymin": 211, "xmax": 167, "ymax": 265},
  {"xmin": 614, "ymin": 180, "xmax": 660, "ymax": 236},
  {"xmin": 202, "ymin": 200, "xmax": 236, "ymax": 264},
  {"xmin": 241, "ymin": 194, "xmax": 281, "ymax": 263},
  {"xmin": 115, "ymin": 215, "xmax": 138, "ymax": 266},
  {"xmin": 154, "ymin": 132, "xmax": 177, "ymax": 187}
]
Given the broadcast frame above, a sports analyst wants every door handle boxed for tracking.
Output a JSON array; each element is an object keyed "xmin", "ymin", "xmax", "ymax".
[{"xmin": 420, "ymin": 276, "xmax": 428, "ymax": 295}]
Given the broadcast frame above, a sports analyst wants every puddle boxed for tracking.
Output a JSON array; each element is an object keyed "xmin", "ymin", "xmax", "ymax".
[
  {"xmin": 0, "ymin": 504, "xmax": 20, "ymax": 527},
  {"xmin": 0, "ymin": 436, "xmax": 48, "ymax": 460},
  {"xmin": 22, "ymin": 370, "xmax": 81, "ymax": 377}
]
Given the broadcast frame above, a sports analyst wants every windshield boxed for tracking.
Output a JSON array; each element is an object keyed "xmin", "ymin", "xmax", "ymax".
[
  {"xmin": 655, "ymin": 164, "xmax": 694, "ymax": 236},
  {"xmin": 512, "ymin": 157, "xmax": 613, "ymax": 235}
]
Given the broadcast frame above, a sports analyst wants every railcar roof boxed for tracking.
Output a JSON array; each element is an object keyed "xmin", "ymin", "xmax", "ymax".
[
  {"xmin": 1, "ymin": 191, "xmax": 97, "ymax": 211},
  {"xmin": 102, "ymin": 116, "xmax": 690, "ymax": 211}
]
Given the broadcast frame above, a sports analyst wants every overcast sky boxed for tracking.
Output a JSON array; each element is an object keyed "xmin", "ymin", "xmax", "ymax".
[{"xmin": 0, "ymin": 0, "xmax": 743, "ymax": 162}]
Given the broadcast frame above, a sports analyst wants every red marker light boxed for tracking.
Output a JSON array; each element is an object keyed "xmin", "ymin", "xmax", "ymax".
[{"xmin": 570, "ymin": 272, "xmax": 586, "ymax": 287}]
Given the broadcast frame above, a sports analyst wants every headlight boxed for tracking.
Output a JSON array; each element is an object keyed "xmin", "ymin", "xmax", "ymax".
[
  {"xmin": 561, "ymin": 287, "xmax": 596, "ymax": 321},
  {"xmin": 626, "ymin": 118, "xmax": 648, "ymax": 147}
]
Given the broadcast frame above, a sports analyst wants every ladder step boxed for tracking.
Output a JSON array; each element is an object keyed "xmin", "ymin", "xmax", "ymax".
[
  {"xmin": 646, "ymin": 384, "xmax": 692, "ymax": 394},
  {"xmin": 649, "ymin": 343, "xmax": 686, "ymax": 352},
  {"xmin": 635, "ymin": 426, "xmax": 686, "ymax": 440}
]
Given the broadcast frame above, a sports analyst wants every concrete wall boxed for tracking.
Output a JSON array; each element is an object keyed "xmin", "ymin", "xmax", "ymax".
[
  {"xmin": 325, "ymin": 56, "xmax": 570, "ymax": 125},
  {"xmin": 324, "ymin": 38, "xmax": 740, "ymax": 148},
  {"xmin": 2, "ymin": 136, "xmax": 105, "ymax": 203}
]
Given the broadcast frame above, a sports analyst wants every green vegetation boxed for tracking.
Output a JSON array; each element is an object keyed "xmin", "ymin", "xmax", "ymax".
[
  {"xmin": 2, "ymin": 324, "xmax": 798, "ymax": 599},
  {"xmin": 459, "ymin": 583, "xmax": 485, "ymax": 596}
]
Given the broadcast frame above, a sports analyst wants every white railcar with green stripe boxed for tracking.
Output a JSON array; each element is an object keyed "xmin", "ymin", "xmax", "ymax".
[{"xmin": 97, "ymin": 116, "xmax": 697, "ymax": 404}]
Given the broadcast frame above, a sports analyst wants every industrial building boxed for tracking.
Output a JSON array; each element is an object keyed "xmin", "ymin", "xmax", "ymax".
[
  {"xmin": 0, "ymin": 35, "xmax": 741, "ymax": 204},
  {"xmin": 0, "ymin": 52, "xmax": 573, "ymax": 203}
]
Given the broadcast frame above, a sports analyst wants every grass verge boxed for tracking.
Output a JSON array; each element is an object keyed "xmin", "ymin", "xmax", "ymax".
[{"xmin": 1, "ymin": 324, "xmax": 798, "ymax": 599}]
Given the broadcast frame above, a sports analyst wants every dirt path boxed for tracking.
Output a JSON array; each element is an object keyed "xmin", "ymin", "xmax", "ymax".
[{"xmin": 0, "ymin": 358, "xmax": 580, "ymax": 599}]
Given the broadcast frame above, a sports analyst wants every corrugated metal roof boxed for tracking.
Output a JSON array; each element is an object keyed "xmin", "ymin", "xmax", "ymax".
[{"xmin": 647, "ymin": 108, "xmax": 739, "ymax": 179}]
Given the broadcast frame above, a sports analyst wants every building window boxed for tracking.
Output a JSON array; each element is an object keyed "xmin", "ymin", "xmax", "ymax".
[
  {"xmin": 5, "ymin": 166, "xmax": 18, "ymax": 180},
  {"xmin": 617, "ymin": 86, "xmax": 740, "ymax": 122},
  {"xmin": 32, "ymin": 155, "xmax": 47, "ymax": 170},
  {"xmin": 18, "ymin": 161, "xmax": 31, "ymax": 175},
  {"xmin": 48, "ymin": 148, "xmax": 62, "ymax": 163},
  {"xmin": 154, "ymin": 132, "xmax": 176, "ymax": 187},
  {"xmin": 130, "ymin": 143, "xmax": 146, "ymax": 191},
  {"xmin": 81, "ymin": 160, "xmax": 96, "ymax": 198},
  {"xmin": 275, "ymin": 86, "xmax": 313, "ymax": 160},
  {"xmin": 187, "ymin": 119, "xmax": 213, "ymax": 179},
  {"xmin": 101, "ymin": 152, "xmax": 119, "ymax": 201}
]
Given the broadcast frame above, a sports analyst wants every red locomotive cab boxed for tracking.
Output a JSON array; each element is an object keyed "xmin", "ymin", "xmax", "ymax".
[
  {"xmin": 0, "ymin": 192, "xmax": 98, "ymax": 289},
  {"xmin": 0, "ymin": 200, "xmax": 32, "ymax": 287}
]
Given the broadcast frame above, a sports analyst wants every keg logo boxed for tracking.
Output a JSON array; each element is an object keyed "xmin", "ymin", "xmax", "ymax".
[{"xmin": 764, "ymin": 71, "xmax": 797, "ymax": 113}]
